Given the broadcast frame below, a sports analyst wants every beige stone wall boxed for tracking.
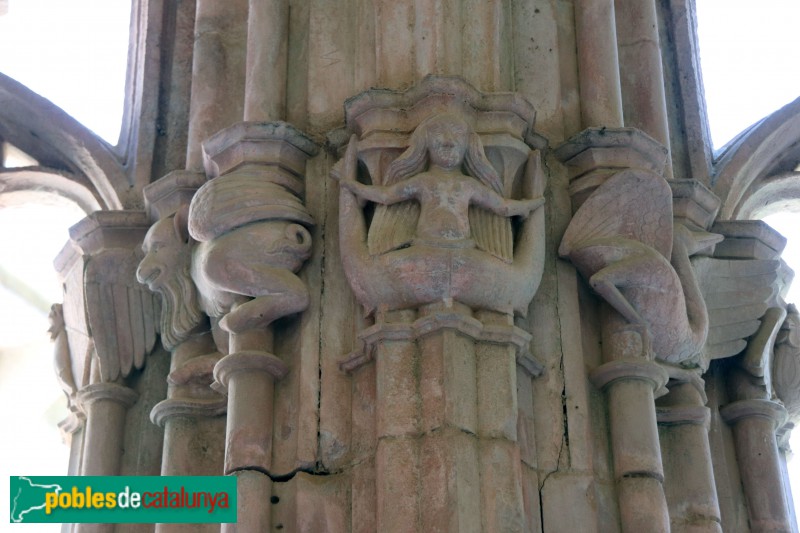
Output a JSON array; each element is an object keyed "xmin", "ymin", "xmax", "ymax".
[{"xmin": 5, "ymin": 1, "xmax": 799, "ymax": 532}]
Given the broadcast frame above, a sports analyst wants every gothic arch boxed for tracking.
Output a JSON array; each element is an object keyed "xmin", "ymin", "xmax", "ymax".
[
  {"xmin": 0, "ymin": 73, "xmax": 128, "ymax": 211},
  {"xmin": 712, "ymin": 96, "xmax": 800, "ymax": 220}
]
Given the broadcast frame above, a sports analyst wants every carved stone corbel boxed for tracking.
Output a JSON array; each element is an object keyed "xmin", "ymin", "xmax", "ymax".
[
  {"xmin": 331, "ymin": 76, "xmax": 546, "ymax": 532},
  {"xmin": 557, "ymin": 127, "xmax": 716, "ymax": 532},
  {"xmin": 55, "ymin": 211, "xmax": 159, "ymax": 482},
  {"xmin": 188, "ymin": 121, "xmax": 317, "ymax": 533},
  {"xmin": 136, "ymin": 171, "xmax": 228, "ymax": 505}
]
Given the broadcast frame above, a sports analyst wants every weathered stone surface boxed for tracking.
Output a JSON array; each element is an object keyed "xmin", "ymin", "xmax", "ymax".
[
  {"xmin": 21, "ymin": 2, "xmax": 800, "ymax": 531},
  {"xmin": 560, "ymin": 164, "xmax": 721, "ymax": 366}
]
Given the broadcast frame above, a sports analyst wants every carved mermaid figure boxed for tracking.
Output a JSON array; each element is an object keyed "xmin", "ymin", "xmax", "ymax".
[
  {"xmin": 337, "ymin": 113, "xmax": 543, "ymax": 246},
  {"xmin": 334, "ymin": 112, "xmax": 547, "ymax": 316}
]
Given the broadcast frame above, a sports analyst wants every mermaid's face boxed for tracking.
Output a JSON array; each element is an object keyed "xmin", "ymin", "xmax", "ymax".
[{"xmin": 426, "ymin": 116, "xmax": 469, "ymax": 170}]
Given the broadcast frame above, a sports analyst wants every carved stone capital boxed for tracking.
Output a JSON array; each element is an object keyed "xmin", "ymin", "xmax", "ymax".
[
  {"xmin": 332, "ymin": 76, "xmax": 546, "ymax": 318},
  {"xmin": 66, "ymin": 212, "xmax": 158, "ymax": 384},
  {"xmin": 774, "ymin": 306, "xmax": 800, "ymax": 423},
  {"xmin": 720, "ymin": 398, "xmax": 788, "ymax": 430},
  {"xmin": 188, "ymin": 121, "xmax": 317, "ymax": 337},
  {"xmin": 589, "ymin": 360, "xmax": 669, "ymax": 397},
  {"xmin": 669, "ymin": 179, "xmax": 720, "ymax": 233},
  {"xmin": 554, "ymin": 127, "xmax": 667, "ymax": 210},
  {"xmin": 202, "ymin": 121, "xmax": 318, "ymax": 195},
  {"xmin": 712, "ymin": 220, "xmax": 787, "ymax": 261},
  {"xmin": 143, "ymin": 170, "xmax": 207, "ymax": 222}
]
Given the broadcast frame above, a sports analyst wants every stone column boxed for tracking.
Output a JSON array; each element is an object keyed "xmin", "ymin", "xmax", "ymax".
[
  {"xmin": 138, "ymin": 171, "xmax": 227, "ymax": 508},
  {"xmin": 590, "ymin": 324, "xmax": 670, "ymax": 533},
  {"xmin": 185, "ymin": 0, "xmax": 248, "ymax": 170},
  {"xmin": 244, "ymin": 0, "xmax": 288, "ymax": 121},
  {"xmin": 77, "ymin": 382, "xmax": 139, "ymax": 476},
  {"xmin": 334, "ymin": 78, "xmax": 546, "ymax": 532},
  {"xmin": 189, "ymin": 122, "xmax": 317, "ymax": 532},
  {"xmin": 574, "ymin": 0, "xmax": 624, "ymax": 128},
  {"xmin": 346, "ymin": 302, "xmax": 538, "ymax": 532},
  {"xmin": 658, "ymin": 378, "xmax": 722, "ymax": 533},
  {"xmin": 60, "ymin": 212, "xmax": 158, "ymax": 533},
  {"xmin": 699, "ymin": 219, "xmax": 792, "ymax": 533},
  {"xmin": 774, "ymin": 305, "xmax": 800, "ymax": 533},
  {"xmin": 614, "ymin": 0, "xmax": 672, "ymax": 178},
  {"xmin": 149, "ymin": 331, "xmax": 226, "ymax": 478},
  {"xmin": 721, "ymin": 399, "xmax": 791, "ymax": 532}
]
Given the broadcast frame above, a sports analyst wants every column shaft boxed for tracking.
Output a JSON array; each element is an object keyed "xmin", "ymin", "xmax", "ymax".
[
  {"xmin": 375, "ymin": 311, "xmax": 421, "ymax": 533},
  {"xmin": 78, "ymin": 383, "xmax": 138, "ymax": 476},
  {"xmin": 185, "ymin": 0, "xmax": 248, "ymax": 170},
  {"xmin": 475, "ymin": 310, "xmax": 525, "ymax": 532},
  {"xmin": 244, "ymin": 0, "xmax": 289, "ymax": 121},
  {"xmin": 658, "ymin": 382, "xmax": 722, "ymax": 533},
  {"xmin": 417, "ymin": 309, "xmax": 481, "ymax": 533},
  {"xmin": 217, "ymin": 329, "xmax": 281, "ymax": 533},
  {"xmin": 614, "ymin": 0, "xmax": 672, "ymax": 177},
  {"xmin": 722, "ymin": 400, "xmax": 792, "ymax": 532},
  {"xmin": 574, "ymin": 0, "xmax": 624, "ymax": 128}
]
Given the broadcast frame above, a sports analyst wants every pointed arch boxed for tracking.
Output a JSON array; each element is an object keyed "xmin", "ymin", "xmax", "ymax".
[
  {"xmin": 713, "ymin": 97, "xmax": 800, "ymax": 220},
  {"xmin": 0, "ymin": 73, "xmax": 128, "ymax": 211}
]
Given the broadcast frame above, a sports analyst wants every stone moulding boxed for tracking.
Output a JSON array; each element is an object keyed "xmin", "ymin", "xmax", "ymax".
[
  {"xmin": 589, "ymin": 359, "xmax": 669, "ymax": 397},
  {"xmin": 76, "ymin": 382, "xmax": 139, "ymax": 410},
  {"xmin": 554, "ymin": 127, "xmax": 667, "ymax": 211},
  {"xmin": 188, "ymin": 121, "xmax": 317, "ymax": 335},
  {"xmin": 340, "ymin": 308, "xmax": 542, "ymax": 376},
  {"xmin": 150, "ymin": 398, "xmax": 228, "ymax": 428},
  {"xmin": 655, "ymin": 405, "xmax": 711, "ymax": 427}
]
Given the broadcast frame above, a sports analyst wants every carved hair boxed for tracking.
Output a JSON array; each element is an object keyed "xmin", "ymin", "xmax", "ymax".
[
  {"xmin": 149, "ymin": 216, "xmax": 205, "ymax": 350},
  {"xmin": 384, "ymin": 113, "xmax": 503, "ymax": 194}
]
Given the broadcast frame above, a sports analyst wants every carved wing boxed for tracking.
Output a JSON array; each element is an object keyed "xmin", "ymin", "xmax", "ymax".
[
  {"xmin": 693, "ymin": 256, "xmax": 782, "ymax": 360},
  {"xmin": 559, "ymin": 169, "xmax": 673, "ymax": 258},
  {"xmin": 469, "ymin": 208, "xmax": 513, "ymax": 262},
  {"xmin": 368, "ymin": 202, "xmax": 420, "ymax": 255},
  {"xmin": 85, "ymin": 249, "xmax": 158, "ymax": 382}
]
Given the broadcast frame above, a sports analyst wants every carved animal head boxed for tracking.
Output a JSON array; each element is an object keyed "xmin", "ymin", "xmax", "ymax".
[
  {"xmin": 384, "ymin": 113, "xmax": 503, "ymax": 194},
  {"xmin": 672, "ymin": 223, "xmax": 723, "ymax": 257},
  {"xmin": 137, "ymin": 210, "xmax": 204, "ymax": 350}
]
